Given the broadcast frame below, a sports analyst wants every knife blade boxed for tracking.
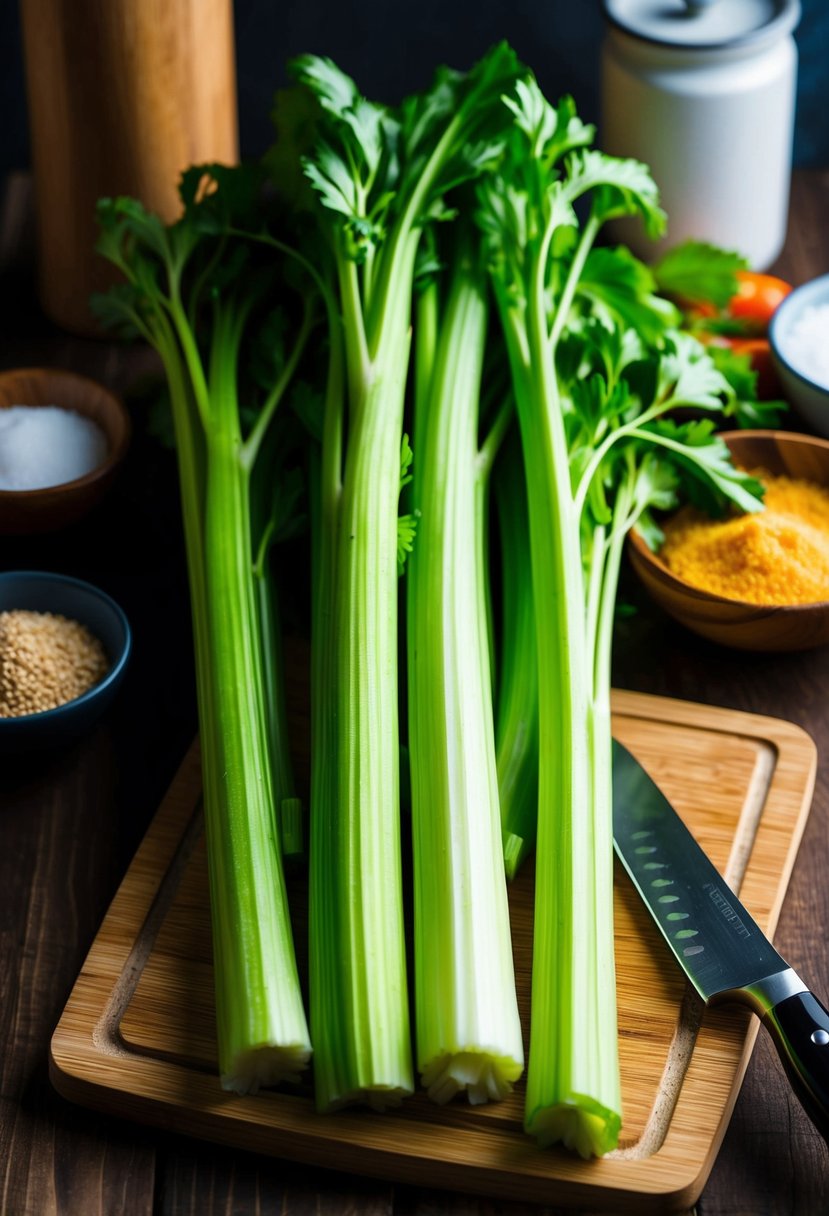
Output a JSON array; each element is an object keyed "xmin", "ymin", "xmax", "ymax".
[{"xmin": 612, "ymin": 738, "xmax": 829, "ymax": 1139}]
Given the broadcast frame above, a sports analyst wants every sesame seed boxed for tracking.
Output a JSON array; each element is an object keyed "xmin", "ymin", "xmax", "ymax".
[{"xmin": 0, "ymin": 610, "xmax": 110, "ymax": 717}]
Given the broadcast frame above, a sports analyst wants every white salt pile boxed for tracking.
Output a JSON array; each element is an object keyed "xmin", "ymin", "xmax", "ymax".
[
  {"xmin": 0, "ymin": 405, "xmax": 109, "ymax": 491},
  {"xmin": 784, "ymin": 302, "xmax": 829, "ymax": 390}
]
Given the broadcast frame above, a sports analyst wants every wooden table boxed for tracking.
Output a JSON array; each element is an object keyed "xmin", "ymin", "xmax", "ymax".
[{"xmin": 2, "ymin": 170, "xmax": 828, "ymax": 1216}]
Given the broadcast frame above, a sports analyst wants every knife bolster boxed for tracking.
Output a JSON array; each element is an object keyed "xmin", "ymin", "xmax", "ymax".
[{"xmin": 714, "ymin": 966, "xmax": 807, "ymax": 1016}]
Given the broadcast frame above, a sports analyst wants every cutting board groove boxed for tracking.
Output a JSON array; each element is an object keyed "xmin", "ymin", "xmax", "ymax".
[{"xmin": 50, "ymin": 690, "xmax": 816, "ymax": 1212}]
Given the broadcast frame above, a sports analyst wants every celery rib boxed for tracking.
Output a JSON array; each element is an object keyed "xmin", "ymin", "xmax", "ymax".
[
  {"xmin": 516, "ymin": 275, "xmax": 621, "ymax": 1157},
  {"xmin": 94, "ymin": 199, "xmax": 312, "ymax": 1096},
  {"xmin": 309, "ymin": 331, "xmax": 415, "ymax": 1111},
  {"xmin": 408, "ymin": 251, "xmax": 524, "ymax": 1105},
  {"xmin": 493, "ymin": 436, "xmax": 539, "ymax": 880},
  {"xmin": 201, "ymin": 367, "xmax": 311, "ymax": 1091}
]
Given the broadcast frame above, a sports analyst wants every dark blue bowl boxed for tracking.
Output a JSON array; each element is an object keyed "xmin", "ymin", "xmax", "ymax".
[{"xmin": 0, "ymin": 571, "xmax": 131, "ymax": 749}]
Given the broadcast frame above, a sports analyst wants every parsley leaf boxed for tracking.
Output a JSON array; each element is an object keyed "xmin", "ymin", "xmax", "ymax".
[{"xmin": 653, "ymin": 240, "xmax": 748, "ymax": 308}]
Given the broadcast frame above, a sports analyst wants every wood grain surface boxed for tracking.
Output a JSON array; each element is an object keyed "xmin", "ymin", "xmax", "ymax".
[
  {"xmin": 3, "ymin": 171, "xmax": 829, "ymax": 1215},
  {"xmin": 49, "ymin": 694, "xmax": 816, "ymax": 1212}
]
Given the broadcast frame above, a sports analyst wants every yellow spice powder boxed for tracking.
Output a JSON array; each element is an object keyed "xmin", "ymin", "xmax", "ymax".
[
  {"xmin": 660, "ymin": 471, "xmax": 829, "ymax": 606},
  {"xmin": 0, "ymin": 609, "xmax": 110, "ymax": 718}
]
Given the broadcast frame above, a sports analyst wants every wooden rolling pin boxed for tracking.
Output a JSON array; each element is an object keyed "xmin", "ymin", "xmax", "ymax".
[{"xmin": 19, "ymin": 0, "xmax": 239, "ymax": 336}]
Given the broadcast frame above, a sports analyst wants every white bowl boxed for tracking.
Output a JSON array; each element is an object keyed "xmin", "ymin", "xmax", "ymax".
[{"xmin": 769, "ymin": 273, "xmax": 829, "ymax": 438}]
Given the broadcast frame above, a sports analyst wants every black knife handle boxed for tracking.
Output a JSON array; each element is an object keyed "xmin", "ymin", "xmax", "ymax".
[{"xmin": 762, "ymin": 990, "xmax": 829, "ymax": 1139}]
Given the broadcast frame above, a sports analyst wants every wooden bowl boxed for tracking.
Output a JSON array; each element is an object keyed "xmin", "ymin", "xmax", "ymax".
[
  {"xmin": 627, "ymin": 430, "xmax": 829, "ymax": 652},
  {"xmin": 0, "ymin": 368, "xmax": 131, "ymax": 535}
]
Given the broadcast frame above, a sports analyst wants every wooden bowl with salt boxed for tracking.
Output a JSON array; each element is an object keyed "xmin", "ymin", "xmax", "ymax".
[
  {"xmin": 627, "ymin": 430, "xmax": 829, "ymax": 652},
  {"xmin": 0, "ymin": 368, "xmax": 131, "ymax": 535}
]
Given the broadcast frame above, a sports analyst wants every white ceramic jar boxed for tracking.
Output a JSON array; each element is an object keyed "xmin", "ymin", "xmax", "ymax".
[{"xmin": 601, "ymin": 0, "xmax": 800, "ymax": 269}]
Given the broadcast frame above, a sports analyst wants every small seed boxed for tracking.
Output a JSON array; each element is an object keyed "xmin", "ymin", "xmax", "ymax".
[{"xmin": 0, "ymin": 609, "xmax": 110, "ymax": 718}]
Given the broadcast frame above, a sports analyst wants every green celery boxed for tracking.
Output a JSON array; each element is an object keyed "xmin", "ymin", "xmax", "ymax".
[
  {"xmin": 283, "ymin": 46, "xmax": 523, "ymax": 1111},
  {"xmin": 478, "ymin": 80, "xmax": 765, "ymax": 1156},
  {"xmin": 94, "ymin": 176, "xmax": 312, "ymax": 1092},
  {"xmin": 478, "ymin": 96, "xmax": 622, "ymax": 1151},
  {"xmin": 407, "ymin": 240, "xmax": 524, "ymax": 1104},
  {"xmin": 493, "ymin": 434, "xmax": 538, "ymax": 881}
]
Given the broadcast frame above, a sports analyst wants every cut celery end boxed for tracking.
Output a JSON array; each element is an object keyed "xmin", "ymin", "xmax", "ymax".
[
  {"xmin": 503, "ymin": 830, "xmax": 529, "ymax": 882},
  {"xmin": 221, "ymin": 1043, "xmax": 313, "ymax": 1096},
  {"xmin": 526, "ymin": 1097, "xmax": 622, "ymax": 1158},
  {"xmin": 310, "ymin": 994, "xmax": 415, "ymax": 1113},
  {"xmin": 421, "ymin": 1049, "xmax": 524, "ymax": 1106},
  {"xmin": 321, "ymin": 1082, "xmax": 412, "ymax": 1114}
]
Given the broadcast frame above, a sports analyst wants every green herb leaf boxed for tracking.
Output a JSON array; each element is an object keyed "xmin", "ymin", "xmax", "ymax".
[
  {"xmin": 578, "ymin": 246, "xmax": 680, "ymax": 346},
  {"xmin": 657, "ymin": 331, "xmax": 733, "ymax": 412},
  {"xmin": 564, "ymin": 149, "xmax": 666, "ymax": 239},
  {"xmin": 653, "ymin": 240, "xmax": 749, "ymax": 308}
]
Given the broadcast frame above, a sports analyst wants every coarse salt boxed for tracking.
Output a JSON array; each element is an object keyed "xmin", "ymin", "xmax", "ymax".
[
  {"xmin": 783, "ymin": 302, "xmax": 829, "ymax": 390},
  {"xmin": 0, "ymin": 405, "xmax": 108, "ymax": 491}
]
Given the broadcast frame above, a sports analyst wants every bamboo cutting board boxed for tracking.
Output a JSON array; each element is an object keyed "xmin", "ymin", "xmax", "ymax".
[{"xmin": 50, "ymin": 690, "xmax": 816, "ymax": 1212}]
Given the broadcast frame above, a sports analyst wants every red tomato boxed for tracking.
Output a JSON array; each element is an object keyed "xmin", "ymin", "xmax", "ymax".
[
  {"xmin": 684, "ymin": 271, "xmax": 792, "ymax": 397},
  {"xmin": 728, "ymin": 271, "xmax": 792, "ymax": 334}
]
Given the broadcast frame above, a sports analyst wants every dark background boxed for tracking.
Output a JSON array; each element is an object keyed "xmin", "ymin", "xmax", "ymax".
[{"xmin": 2, "ymin": 0, "xmax": 828, "ymax": 176}]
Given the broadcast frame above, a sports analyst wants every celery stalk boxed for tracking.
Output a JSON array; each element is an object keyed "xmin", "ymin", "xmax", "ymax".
[
  {"xmin": 309, "ymin": 317, "xmax": 415, "ymax": 1110},
  {"xmin": 253, "ymin": 528, "xmax": 303, "ymax": 858},
  {"xmin": 479, "ymin": 78, "xmax": 766, "ymax": 1155},
  {"xmin": 407, "ymin": 246, "xmax": 524, "ymax": 1104},
  {"xmin": 512, "ymin": 319, "xmax": 620, "ymax": 1154},
  {"xmin": 94, "ymin": 184, "xmax": 312, "ymax": 1093},
  {"xmin": 493, "ymin": 435, "xmax": 539, "ymax": 880},
  {"xmin": 476, "ymin": 85, "xmax": 655, "ymax": 1157},
  {"xmin": 203, "ymin": 430, "xmax": 309, "ymax": 1089}
]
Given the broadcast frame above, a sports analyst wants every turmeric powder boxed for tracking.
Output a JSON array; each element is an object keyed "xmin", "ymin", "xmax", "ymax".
[{"xmin": 660, "ymin": 470, "xmax": 829, "ymax": 605}]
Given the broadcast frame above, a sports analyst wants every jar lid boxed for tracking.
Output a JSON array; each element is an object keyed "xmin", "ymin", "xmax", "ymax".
[{"xmin": 602, "ymin": 0, "xmax": 800, "ymax": 51}]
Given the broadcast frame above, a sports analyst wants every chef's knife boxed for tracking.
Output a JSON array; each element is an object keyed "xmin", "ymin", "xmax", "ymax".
[{"xmin": 612, "ymin": 738, "xmax": 829, "ymax": 1138}]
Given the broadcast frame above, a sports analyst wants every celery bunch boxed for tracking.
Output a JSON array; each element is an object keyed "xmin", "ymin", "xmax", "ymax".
[
  {"xmin": 279, "ymin": 44, "xmax": 525, "ymax": 1112},
  {"xmin": 93, "ymin": 48, "xmax": 774, "ymax": 1159}
]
